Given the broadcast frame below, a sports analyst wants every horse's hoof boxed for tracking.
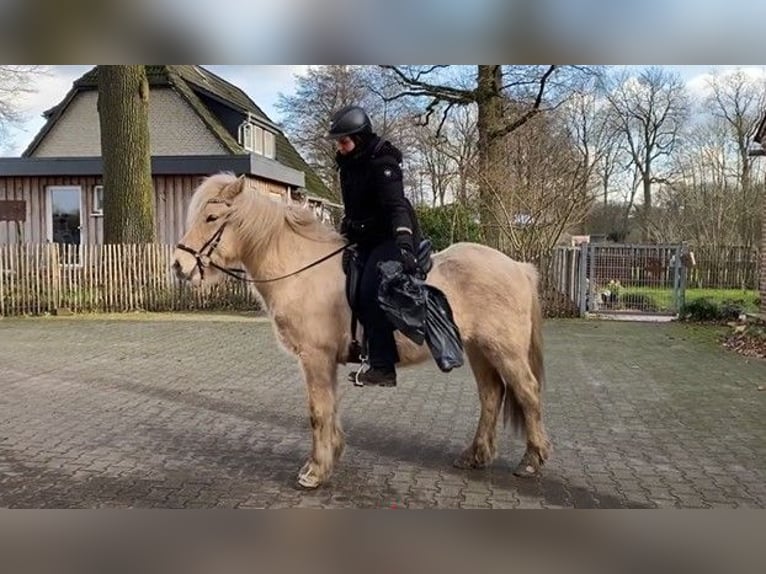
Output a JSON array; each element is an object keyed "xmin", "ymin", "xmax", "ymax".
[
  {"xmin": 297, "ymin": 461, "xmax": 323, "ymax": 489},
  {"xmin": 453, "ymin": 456, "xmax": 473, "ymax": 470},
  {"xmin": 513, "ymin": 452, "xmax": 542, "ymax": 478},
  {"xmin": 453, "ymin": 448, "xmax": 491, "ymax": 469},
  {"xmin": 297, "ymin": 471, "xmax": 321, "ymax": 489}
]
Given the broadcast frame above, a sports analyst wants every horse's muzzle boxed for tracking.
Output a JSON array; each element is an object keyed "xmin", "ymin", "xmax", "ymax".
[{"xmin": 172, "ymin": 258, "xmax": 191, "ymax": 282}]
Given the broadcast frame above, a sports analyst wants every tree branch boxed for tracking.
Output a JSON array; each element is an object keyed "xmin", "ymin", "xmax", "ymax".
[
  {"xmin": 380, "ymin": 65, "xmax": 475, "ymax": 103},
  {"xmin": 435, "ymin": 102, "xmax": 455, "ymax": 139},
  {"xmin": 489, "ymin": 65, "xmax": 556, "ymax": 140}
]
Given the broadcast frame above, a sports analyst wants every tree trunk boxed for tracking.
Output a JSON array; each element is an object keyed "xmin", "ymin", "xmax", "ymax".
[
  {"xmin": 97, "ymin": 65, "xmax": 155, "ymax": 244},
  {"xmin": 761, "ymin": 180, "xmax": 766, "ymax": 315},
  {"xmin": 642, "ymin": 175, "xmax": 652, "ymax": 241},
  {"xmin": 475, "ymin": 65, "xmax": 506, "ymax": 250}
]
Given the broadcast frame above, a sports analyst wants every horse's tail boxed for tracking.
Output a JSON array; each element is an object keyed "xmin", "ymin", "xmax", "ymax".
[
  {"xmin": 527, "ymin": 265, "xmax": 545, "ymax": 391},
  {"xmin": 502, "ymin": 263, "xmax": 545, "ymax": 432}
]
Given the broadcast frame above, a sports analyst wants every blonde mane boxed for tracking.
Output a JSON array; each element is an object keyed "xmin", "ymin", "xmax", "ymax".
[{"xmin": 188, "ymin": 173, "xmax": 341, "ymax": 252}]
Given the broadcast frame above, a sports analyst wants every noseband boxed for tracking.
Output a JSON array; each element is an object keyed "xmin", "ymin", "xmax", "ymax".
[
  {"xmin": 175, "ymin": 218, "xmax": 240, "ymax": 281},
  {"xmin": 176, "ymin": 202, "xmax": 352, "ymax": 284}
]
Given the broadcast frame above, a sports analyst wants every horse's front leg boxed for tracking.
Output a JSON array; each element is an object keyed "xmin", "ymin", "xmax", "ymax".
[{"xmin": 296, "ymin": 349, "xmax": 343, "ymax": 489}]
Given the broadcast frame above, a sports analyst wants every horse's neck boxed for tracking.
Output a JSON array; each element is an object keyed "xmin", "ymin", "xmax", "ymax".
[{"xmin": 241, "ymin": 222, "xmax": 339, "ymax": 310}]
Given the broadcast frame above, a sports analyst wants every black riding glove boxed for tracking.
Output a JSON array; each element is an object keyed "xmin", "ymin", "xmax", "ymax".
[
  {"xmin": 341, "ymin": 245, "xmax": 357, "ymax": 275},
  {"xmin": 395, "ymin": 231, "xmax": 419, "ymax": 275},
  {"xmin": 340, "ymin": 216, "xmax": 351, "ymax": 238}
]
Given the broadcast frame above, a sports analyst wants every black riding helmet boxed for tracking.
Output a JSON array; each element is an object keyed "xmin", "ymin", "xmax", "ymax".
[{"xmin": 327, "ymin": 105, "xmax": 372, "ymax": 139}]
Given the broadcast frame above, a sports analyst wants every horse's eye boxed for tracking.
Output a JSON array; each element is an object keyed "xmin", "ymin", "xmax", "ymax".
[{"xmin": 206, "ymin": 214, "xmax": 218, "ymax": 223}]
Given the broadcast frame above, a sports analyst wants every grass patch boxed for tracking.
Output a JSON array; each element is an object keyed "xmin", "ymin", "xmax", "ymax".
[{"xmin": 621, "ymin": 287, "xmax": 759, "ymax": 314}]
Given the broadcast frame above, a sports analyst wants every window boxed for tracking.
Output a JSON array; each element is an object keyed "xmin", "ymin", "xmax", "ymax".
[
  {"xmin": 46, "ymin": 186, "xmax": 83, "ymax": 265},
  {"xmin": 253, "ymin": 126, "xmax": 264, "ymax": 154},
  {"xmin": 264, "ymin": 130, "xmax": 276, "ymax": 158},
  {"xmin": 92, "ymin": 185, "xmax": 104, "ymax": 216},
  {"xmin": 239, "ymin": 123, "xmax": 252, "ymax": 151},
  {"xmin": 238, "ymin": 119, "xmax": 276, "ymax": 158}
]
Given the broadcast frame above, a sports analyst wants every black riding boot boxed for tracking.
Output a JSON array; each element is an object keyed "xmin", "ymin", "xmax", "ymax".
[
  {"xmin": 351, "ymin": 240, "xmax": 402, "ymax": 387},
  {"xmin": 357, "ymin": 366, "xmax": 397, "ymax": 386}
]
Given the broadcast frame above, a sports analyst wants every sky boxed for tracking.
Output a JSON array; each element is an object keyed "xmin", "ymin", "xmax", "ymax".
[{"xmin": 3, "ymin": 64, "xmax": 766, "ymax": 157}]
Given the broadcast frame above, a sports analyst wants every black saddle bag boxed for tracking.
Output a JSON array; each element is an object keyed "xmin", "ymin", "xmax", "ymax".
[{"xmin": 376, "ymin": 259, "xmax": 464, "ymax": 373}]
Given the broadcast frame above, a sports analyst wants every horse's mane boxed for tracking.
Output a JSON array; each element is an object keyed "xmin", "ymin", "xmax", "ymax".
[{"xmin": 189, "ymin": 173, "xmax": 341, "ymax": 249}]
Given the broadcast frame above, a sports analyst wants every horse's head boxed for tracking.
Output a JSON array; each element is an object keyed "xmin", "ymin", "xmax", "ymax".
[{"xmin": 172, "ymin": 173, "xmax": 247, "ymax": 286}]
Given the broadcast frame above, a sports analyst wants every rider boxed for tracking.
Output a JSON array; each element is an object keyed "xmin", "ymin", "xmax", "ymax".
[{"xmin": 327, "ymin": 104, "xmax": 422, "ymax": 387}]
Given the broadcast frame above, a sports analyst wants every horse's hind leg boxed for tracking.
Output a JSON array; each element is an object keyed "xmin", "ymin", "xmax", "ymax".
[
  {"xmin": 332, "ymin": 391, "xmax": 345, "ymax": 463},
  {"xmin": 493, "ymin": 355, "xmax": 550, "ymax": 477},
  {"xmin": 453, "ymin": 345, "xmax": 504, "ymax": 469},
  {"xmin": 297, "ymin": 350, "xmax": 342, "ymax": 489}
]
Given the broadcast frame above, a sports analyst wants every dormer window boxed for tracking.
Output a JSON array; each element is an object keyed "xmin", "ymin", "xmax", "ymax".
[
  {"xmin": 239, "ymin": 119, "xmax": 277, "ymax": 159},
  {"xmin": 264, "ymin": 130, "xmax": 275, "ymax": 158}
]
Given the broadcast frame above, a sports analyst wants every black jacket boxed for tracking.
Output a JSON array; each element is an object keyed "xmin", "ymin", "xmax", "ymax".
[{"xmin": 336, "ymin": 135, "xmax": 420, "ymax": 250}]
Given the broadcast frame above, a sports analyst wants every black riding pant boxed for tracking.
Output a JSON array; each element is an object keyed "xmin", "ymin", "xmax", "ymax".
[{"xmin": 357, "ymin": 239, "xmax": 401, "ymax": 370}]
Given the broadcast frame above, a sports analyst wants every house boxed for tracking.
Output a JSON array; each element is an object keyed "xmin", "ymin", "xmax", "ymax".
[
  {"xmin": 0, "ymin": 65, "xmax": 337, "ymax": 250},
  {"xmin": 749, "ymin": 114, "xmax": 766, "ymax": 316}
]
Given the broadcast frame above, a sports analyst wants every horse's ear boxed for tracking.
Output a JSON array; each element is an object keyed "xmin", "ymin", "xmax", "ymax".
[{"xmin": 222, "ymin": 174, "xmax": 247, "ymax": 200}]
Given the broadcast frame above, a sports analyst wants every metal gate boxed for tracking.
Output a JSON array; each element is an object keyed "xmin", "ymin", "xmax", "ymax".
[{"xmin": 579, "ymin": 243, "xmax": 686, "ymax": 316}]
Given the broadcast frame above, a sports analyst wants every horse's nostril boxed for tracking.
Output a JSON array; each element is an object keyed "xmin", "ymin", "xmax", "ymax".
[{"xmin": 172, "ymin": 259, "xmax": 187, "ymax": 280}]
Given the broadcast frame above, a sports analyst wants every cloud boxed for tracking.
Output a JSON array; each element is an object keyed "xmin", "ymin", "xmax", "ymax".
[{"xmin": 684, "ymin": 66, "xmax": 766, "ymax": 100}]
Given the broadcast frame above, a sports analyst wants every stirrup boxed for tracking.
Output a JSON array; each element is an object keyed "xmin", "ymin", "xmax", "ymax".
[
  {"xmin": 347, "ymin": 339, "xmax": 364, "ymax": 364},
  {"xmin": 353, "ymin": 356, "xmax": 369, "ymax": 387}
]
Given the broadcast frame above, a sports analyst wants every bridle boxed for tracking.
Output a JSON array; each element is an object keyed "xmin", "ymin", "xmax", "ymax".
[{"xmin": 175, "ymin": 199, "xmax": 351, "ymax": 284}]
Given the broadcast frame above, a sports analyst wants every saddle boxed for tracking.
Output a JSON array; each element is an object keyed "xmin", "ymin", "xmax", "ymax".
[{"xmin": 344, "ymin": 239, "xmax": 434, "ymax": 363}]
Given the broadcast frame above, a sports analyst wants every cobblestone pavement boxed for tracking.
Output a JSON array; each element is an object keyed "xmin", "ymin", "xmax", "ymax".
[{"xmin": 1, "ymin": 315, "xmax": 764, "ymax": 508}]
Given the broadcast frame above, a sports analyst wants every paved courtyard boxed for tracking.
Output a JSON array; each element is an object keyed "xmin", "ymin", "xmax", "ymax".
[{"xmin": 0, "ymin": 314, "xmax": 764, "ymax": 508}]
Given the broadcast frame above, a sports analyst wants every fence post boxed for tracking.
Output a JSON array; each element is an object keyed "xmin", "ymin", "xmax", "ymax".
[
  {"xmin": 578, "ymin": 242, "xmax": 589, "ymax": 316},
  {"xmin": 675, "ymin": 243, "xmax": 686, "ymax": 314}
]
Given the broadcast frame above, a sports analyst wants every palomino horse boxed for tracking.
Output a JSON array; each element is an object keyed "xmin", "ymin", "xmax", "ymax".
[{"xmin": 172, "ymin": 173, "xmax": 550, "ymax": 489}]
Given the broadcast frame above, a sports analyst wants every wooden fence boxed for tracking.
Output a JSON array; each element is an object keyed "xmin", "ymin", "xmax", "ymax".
[
  {"xmin": 1, "ymin": 242, "xmax": 588, "ymax": 318},
  {"xmin": 685, "ymin": 245, "xmax": 759, "ymax": 290},
  {"xmin": 0, "ymin": 243, "xmax": 261, "ymax": 316},
  {"xmin": 539, "ymin": 247, "xmax": 582, "ymax": 317}
]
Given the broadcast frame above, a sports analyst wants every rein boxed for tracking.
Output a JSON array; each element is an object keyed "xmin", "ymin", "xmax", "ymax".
[{"xmin": 176, "ymin": 220, "xmax": 352, "ymax": 285}]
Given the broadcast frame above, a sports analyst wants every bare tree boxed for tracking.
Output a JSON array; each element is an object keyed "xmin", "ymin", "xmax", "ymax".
[
  {"xmin": 405, "ymin": 102, "xmax": 479, "ymax": 207},
  {"xmin": 97, "ymin": 65, "xmax": 155, "ymax": 243},
  {"xmin": 605, "ymin": 66, "xmax": 690, "ymax": 241},
  {"xmin": 658, "ymin": 120, "xmax": 740, "ymax": 245},
  {"xmin": 444, "ymin": 105, "xmax": 480, "ymax": 204},
  {"xmin": 705, "ymin": 68, "xmax": 766, "ymax": 250},
  {"xmin": 275, "ymin": 66, "xmax": 368, "ymax": 200},
  {"xmin": 379, "ymin": 65, "xmax": 599, "ymax": 249},
  {"xmin": 0, "ymin": 65, "xmax": 47, "ymax": 142},
  {"xmin": 477, "ymin": 109, "xmax": 599, "ymax": 262},
  {"xmin": 572, "ymin": 87, "xmax": 624, "ymax": 209},
  {"xmin": 412, "ymin": 127, "xmax": 452, "ymax": 206},
  {"xmin": 562, "ymin": 82, "xmax": 622, "ymax": 209}
]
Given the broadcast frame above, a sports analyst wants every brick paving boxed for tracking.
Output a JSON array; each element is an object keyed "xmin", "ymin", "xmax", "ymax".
[{"xmin": 0, "ymin": 315, "xmax": 764, "ymax": 508}]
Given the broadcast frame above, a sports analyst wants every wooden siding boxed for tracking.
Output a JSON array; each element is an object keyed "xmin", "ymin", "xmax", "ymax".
[{"xmin": 0, "ymin": 175, "xmax": 290, "ymax": 246}]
